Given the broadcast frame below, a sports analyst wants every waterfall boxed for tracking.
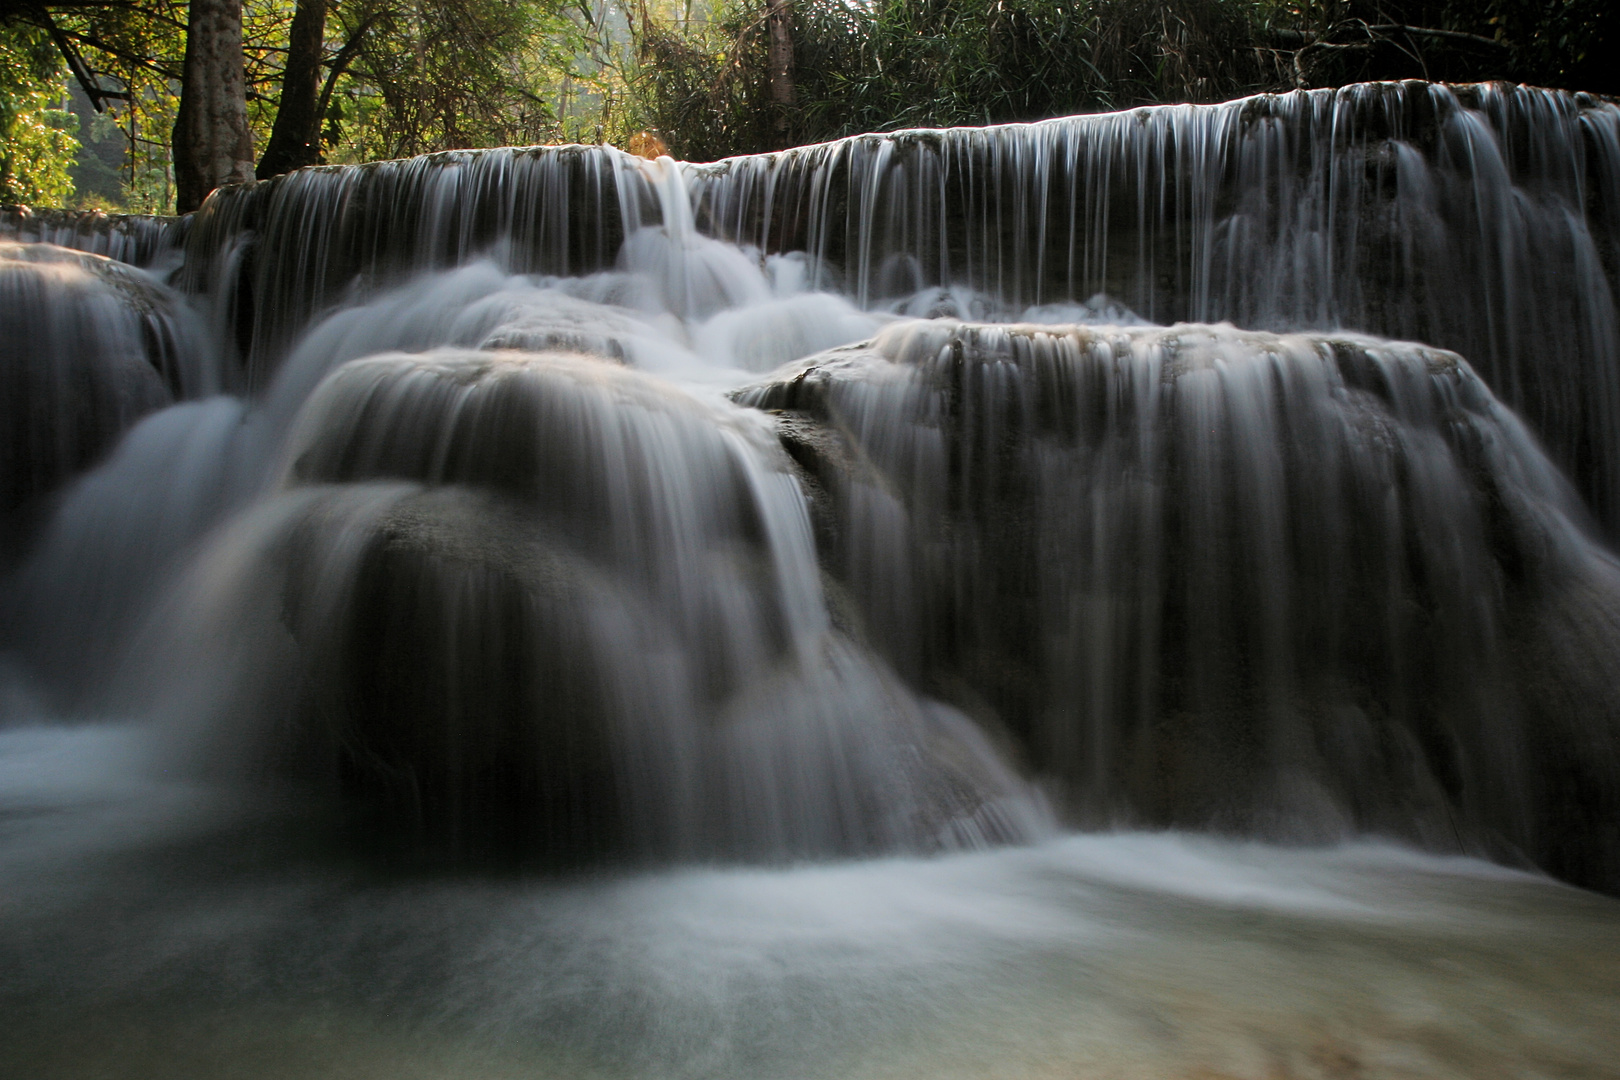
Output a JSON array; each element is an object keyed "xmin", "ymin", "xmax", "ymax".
[
  {"xmin": 177, "ymin": 146, "xmax": 627, "ymax": 388},
  {"xmin": 148, "ymin": 348, "xmax": 1040, "ymax": 860},
  {"xmin": 0, "ymin": 206, "xmax": 188, "ymax": 269},
  {"xmin": 688, "ymin": 83, "xmax": 1620, "ymax": 531},
  {"xmin": 2, "ymin": 149, "xmax": 1044, "ymax": 865},
  {"xmin": 2, "ymin": 81, "xmax": 1619, "ymax": 885},
  {"xmin": 739, "ymin": 320, "xmax": 1620, "ymax": 887},
  {"xmin": 0, "ymin": 242, "xmax": 209, "ymax": 554},
  {"xmin": 3, "ymin": 81, "xmax": 1620, "ymax": 1080},
  {"xmin": 163, "ymin": 83, "xmax": 1620, "ymax": 529}
]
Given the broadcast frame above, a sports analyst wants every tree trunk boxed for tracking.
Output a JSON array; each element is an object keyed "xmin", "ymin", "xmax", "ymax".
[
  {"xmin": 766, "ymin": 0, "xmax": 795, "ymax": 147},
  {"xmin": 173, "ymin": 0, "xmax": 254, "ymax": 212},
  {"xmin": 257, "ymin": 0, "xmax": 328, "ymax": 180}
]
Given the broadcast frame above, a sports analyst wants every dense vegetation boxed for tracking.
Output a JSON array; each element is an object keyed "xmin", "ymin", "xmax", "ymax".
[
  {"xmin": 0, "ymin": 22, "xmax": 79, "ymax": 205},
  {"xmin": 643, "ymin": 0, "xmax": 1620, "ymax": 159},
  {"xmin": 0, "ymin": 0, "xmax": 1614, "ymax": 207},
  {"xmin": 0, "ymin": 0, "xmax": 627, "ymax": 209}
]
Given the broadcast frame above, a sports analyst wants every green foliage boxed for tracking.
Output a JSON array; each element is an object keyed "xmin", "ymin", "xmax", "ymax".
[
  {"xmin": 68, "ymin": 98, "xmax": 129, "ymax": 208},
  {"xmin": 29, "ymin": 1, "xmax": 186, "ymax": 211},
  {"xmin": 7, "ymin": 0, "xmax": 632, "ymax": 208},
  {"xmin": 0, "ymin": 23, "xmax": 80, "ymax": 206},
  {"xmin": 628, "ymin": 3, "xmax": 770, "ymax": 161},
  {"xmin": 326, "ymin": 0, "xmax": 596, "ymax": 161},
  {"xmin": 634, "ymin": 0, "xmax": 1287, "ymax": 160},
  {"xmin": 791, "ymin": 0, "xmax": 1273, "ymax": 138},
  {"xmin": 5, "ymin": 0, "xmax": 1615, "ymax": 207},
  {"xmin": 1241, "ymin": 1, "xmax": 1618, "ymax": 93},
  {"xmin": 629, "ymin": 0, "xmax": 1618, "ymax": 161}
]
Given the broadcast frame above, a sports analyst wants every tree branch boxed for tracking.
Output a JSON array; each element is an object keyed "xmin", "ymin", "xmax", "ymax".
[
  {"xmin": 315, "ymin": 12, "xmax": 382, "ymax": 131},
  {"xmin": 1366, "ymin": 24, "xmax": 1507, "ymax": 50},
  {"xmin": 26, "ymin": 4, "xmax": 122, "ymax": 109},
  {"xmin": 54, "ymin": 24, "xmax": 185, "ymax": 81}
]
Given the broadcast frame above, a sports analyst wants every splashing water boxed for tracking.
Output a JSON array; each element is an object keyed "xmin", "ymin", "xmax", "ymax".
[{"xmin": 2, "ymin": 84, "xmax": 1619, "ymax": 1078}]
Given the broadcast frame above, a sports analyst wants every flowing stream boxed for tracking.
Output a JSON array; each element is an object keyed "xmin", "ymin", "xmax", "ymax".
[{"xmin": 3, "ymin": 83, "xmax": 1619, "ymax": 1077}]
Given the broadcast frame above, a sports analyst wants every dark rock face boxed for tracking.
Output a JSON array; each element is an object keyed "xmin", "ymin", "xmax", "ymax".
[
  {"xmin": 0, "ymin": 244, "xmax": 204, "ymax": 539},
  {"xmin": 738, "ymin": 319, "xmax": 1620, "ymax": 892},
  {"xmin": 283, "ymin": 489, "xmax": 632, "ymax": 858},
  {"xmin": 211, "ymin": 348, "xmax": 1049, "ymax": 863},
  {"xmin": 1506, "ymin": 561, "xmax": 1620, "ymax": 891}
]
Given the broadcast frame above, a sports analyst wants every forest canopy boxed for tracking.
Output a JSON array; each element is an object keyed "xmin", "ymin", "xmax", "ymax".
[{"xmin": 0, "ymin": 0, "xmax": 1614, "ymax": 211}]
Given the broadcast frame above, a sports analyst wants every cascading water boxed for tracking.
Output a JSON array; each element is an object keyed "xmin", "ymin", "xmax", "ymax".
[
  {"xmin": 2, "ymin": 82, "xmax": 1619, "ymax": 1078},
  {"xmin": 152, "ymin": 347, "xmax": 1038, "ymax": 860},
  {"xmin": 739, "ymin": 320, "xmax": 1620, "ymax": 887},
  {"xmin": 691, "ymin": 82, "xmax": 1620, "ymax": 531},
  {"xmin": 0, "ymin": 206, "xmax": 187, "ymax": 269},
  {"xmin": 0, "ymin": 242, "xmax": 208, "ymax": 554}
]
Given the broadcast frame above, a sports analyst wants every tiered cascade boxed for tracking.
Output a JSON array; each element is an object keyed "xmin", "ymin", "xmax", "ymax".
[{"xmin": 2, "ymin": 82, "xmax": 1618, "ymax": 887}]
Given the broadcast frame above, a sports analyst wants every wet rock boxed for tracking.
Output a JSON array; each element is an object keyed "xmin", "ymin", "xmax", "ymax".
[
  {"xmin": 271, "ymin": 485, "xmax": 1043, "ymax": 862},
  {"xmin": 0, "ymin": 243, "xmax": 203, "ymax": 539},
  {"xmin": 0, "ymin": 206, "xmax": 184, "ymax": 268},
  {"xmin": 736, "ymin": 319, "xmax": 1620, "ymax": 891},
  {"xmin": 282, "ymin": 487, "xmax": 633, "ymax": 860},
  {"xmin": 1507, "ymin": 555, "xmax": 1620, "ymax": 894},
  {"xmin": 250, "ymin": 347, "xmax": 1050, "ymax": 862}
]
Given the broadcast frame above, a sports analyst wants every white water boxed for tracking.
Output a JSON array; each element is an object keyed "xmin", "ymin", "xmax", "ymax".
[
  {"xmin": 2, "ymin": 722, "xmax": 1617, "ymax": 1079},
  {"xmin": 3, "ymin": 99, "xmax": 1620, "ymax": 1077}
]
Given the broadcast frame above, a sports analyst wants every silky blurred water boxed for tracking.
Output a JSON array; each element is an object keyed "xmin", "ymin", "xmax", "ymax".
[
  {"xmin": 5, "ymin": 86, "xmax": 1620, "ymax": 1079},
  {"xmin": 2, "ymin": 721, "xmax": 1617, "ymax": 1080}
]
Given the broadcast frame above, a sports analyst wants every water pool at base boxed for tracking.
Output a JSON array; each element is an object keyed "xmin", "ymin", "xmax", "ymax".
[{"xmin": 3, "ymin": 724, "xmax": 1617, "ymax": 1080}]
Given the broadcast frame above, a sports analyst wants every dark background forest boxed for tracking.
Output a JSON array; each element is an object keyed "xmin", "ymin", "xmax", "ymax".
[{"xmin": 1, "ymin": 0, "xmax": 1615, "ymax": 211}]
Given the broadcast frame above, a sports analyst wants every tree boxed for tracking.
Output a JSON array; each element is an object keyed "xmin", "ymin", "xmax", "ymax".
[
  {"xmin": 7, "ymin": 1, "xmax": 186, "ymax": 209},
  {"xmin": 7, "ymin": 0, "xmax": 1619, "ymax": 211},
  {"xmin": 171, "ymin": 0, "xmax": 250, "ymax": 210},
  {"xmin": 0, "ymin": 20, "xmax": 78, "ymax": 204},
  {"xmin": 329, "ymin": 0, "xmax": 587, "ymax": 161},
  {"xmin": 255, "ymin": 0, "xmax": 324, "ymax": 177},
  {"xmin": 6, "ymin": 1, "xmax": 582, "ymax": 198},
  {"xmin": 765, "ymin": 0, "xmax": 792, "ymax": 145}
]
